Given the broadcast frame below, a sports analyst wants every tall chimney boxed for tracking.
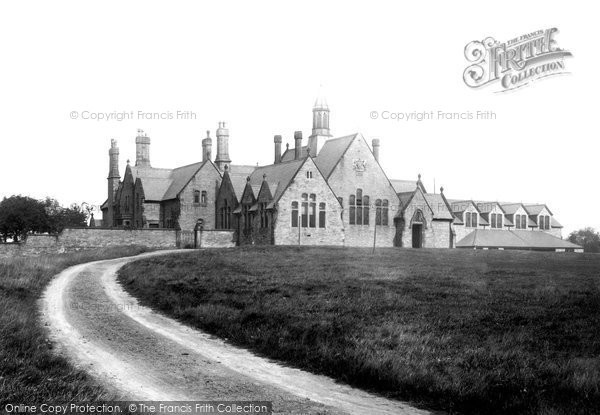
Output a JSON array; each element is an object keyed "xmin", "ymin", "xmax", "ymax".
[
  {"xmin": 107, "ymin": 139, "xmax": 120, "ymax": 228},
  {"xmin": 372, "ymin": 138, "xmax": 380, "ymax": 163},
  {"xmin": 135, "ymin": 129, "xmax": 151, "ymax": 167},
  {"xmin": 274, "ymin": 135, "xmax": 282, "ymax": 164},
  {"xmin": 215, "ymin": 121, "xmax": 232, "ymax": 171},
  {"xmin": 202, "ymin": 130, "xmax": 212, "ymax": 162},
  {"xmin": 294, "ymin": 131, "xmax": 302, "ymax": 160}
]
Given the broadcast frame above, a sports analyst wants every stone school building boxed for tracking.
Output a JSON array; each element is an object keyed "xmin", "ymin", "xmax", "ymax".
[{"xmin": 100, "ymin": 96, "xmax": 579, "ymax": 251}]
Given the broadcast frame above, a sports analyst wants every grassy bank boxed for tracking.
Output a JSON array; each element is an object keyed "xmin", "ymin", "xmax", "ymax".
[
  {"xmin": 0, "ymin": 246, "xmax": 150, "ymax": 406},
  {"xmin": 118, "ymin": 247, "xmax": 600, "ymax": 414}
]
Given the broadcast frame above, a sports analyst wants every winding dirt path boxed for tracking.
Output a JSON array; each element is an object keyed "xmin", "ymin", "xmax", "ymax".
[{"xmin": 40, "ymin": 250, "xmax": 434, "ymax": 415}]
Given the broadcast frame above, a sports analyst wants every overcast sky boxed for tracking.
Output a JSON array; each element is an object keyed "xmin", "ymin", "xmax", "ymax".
[{"xmin": 0, "ymin": 1, "xmax": 597, "ymax": 235}]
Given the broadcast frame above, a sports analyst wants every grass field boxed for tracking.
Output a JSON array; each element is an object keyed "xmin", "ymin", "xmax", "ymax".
[
  {"xmin": 118, "ymin": 247, "xmax": 600, "ymax": 414},
  {"xmin": 0, "ymin": 246, "xmax": 150, "ymax": 407}
]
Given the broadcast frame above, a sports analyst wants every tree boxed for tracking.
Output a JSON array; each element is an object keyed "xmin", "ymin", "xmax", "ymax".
[
  {"xmin": 568, "ymin": 227, "xmax": 600, "ymax": 253},
  {"xmin": 43, "ymin": 198, "xmax": 87, "ymax": 233},
  {"xmin": 0, "ymin": 196, "xmax": 89, "ymax": 242},
  {"xmin": 0, "ymin": 196, "xmax": 48, "ymax": 242}
]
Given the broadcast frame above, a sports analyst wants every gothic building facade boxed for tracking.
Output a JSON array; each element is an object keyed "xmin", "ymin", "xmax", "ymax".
[{"xmin": 101, "ymin": 95, "xmax": 575, "ymax": 250}]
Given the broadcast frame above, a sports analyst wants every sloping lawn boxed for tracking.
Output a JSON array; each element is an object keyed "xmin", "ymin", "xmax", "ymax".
[
  {"xmin": 0, "ymin": 246, "xmax": 149, "ymax": 406},
  {"xmin": 118, "ymin": 247, "xmax": 600, "ymax": 414}
]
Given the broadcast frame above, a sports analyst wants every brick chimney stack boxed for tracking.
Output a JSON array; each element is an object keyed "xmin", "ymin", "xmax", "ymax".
[
  {"xmin": 202, "ymin": 130, "xmax": 212, "ymax": 162},
  {"xmin": 215, "ymin": 121, "xmax": 231, "ymax": 171},
  {"xmin": 274, "ymin": 135, "xmax": 282, "ymax": 164},
  {"xmin": 294, "ymin": 131, "xmax": 302, "ymax": 160},
  {"xmin": 135, "ymin": 129, "xmax": 151, "ymax": 167}
]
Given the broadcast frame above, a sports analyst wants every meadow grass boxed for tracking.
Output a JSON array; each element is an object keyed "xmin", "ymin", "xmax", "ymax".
[
  {"xmin": 118, "ymin": 246, "xmax": 600, "ymax": 414},
  {"xmin": 0, "ymin": 246, "xmax": 149, "ymax": 407}
]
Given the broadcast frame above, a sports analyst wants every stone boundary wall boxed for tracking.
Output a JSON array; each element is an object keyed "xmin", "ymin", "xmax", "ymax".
[
  {"xmin": 0, "ymin": 228, "xmax": 178, "ymax": 258},
  {"xmin": 0, "ymin": 228, "xmax": 237, "ymax": 258}
]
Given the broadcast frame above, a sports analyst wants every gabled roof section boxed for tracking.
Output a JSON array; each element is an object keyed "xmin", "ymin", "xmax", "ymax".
[
  {"xmin": 398, "ymin": 191, "xmax": 414, "ymax": 208},
  {"xmin": 500, "ymin": 203, "xmax": 527, "ymax": 215},
  {"xmin": 551, "ymin": 217, "xmax": 563, "ymax": 228},
  {"xmin": 313, "ymin": 134, "xmax": 357, "ymax": 179},
  {"xmin": 524, "ymin": 204, "xmax": 554, "ymax": 216},
  {"xmin": 424, "ymin": 193, "xmax": 454, "ymax": 220},
  {"xmin": 228, "ymin": 165, "xmax": 257, "ymax": 200},
  {"xmin": 248, "ymin": 158, "xmax": 305, "ymax": 204},
  {"xmin": 473, "ymin": 201, "xmax": 506, "ymax": 214}
]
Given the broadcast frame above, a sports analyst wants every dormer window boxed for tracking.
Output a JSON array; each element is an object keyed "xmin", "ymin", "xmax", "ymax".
[
  {"xmin": 491, "ymin": 213, "xmax": 503, "ymax": 228},
  {"xmin": 466, "ymin": 211, "xmax": 478, "ymax": 227}
]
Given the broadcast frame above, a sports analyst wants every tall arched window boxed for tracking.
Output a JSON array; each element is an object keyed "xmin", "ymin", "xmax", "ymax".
[
  {"xmin": 375, "ymin": 199, "xmax": 382, "ymax": 225},
  {"xmin": 291, "ymin": 201, "xmax": 298, "ymax": 227},
  {"xmin": 260, "ymin": 202, "xmax": 268, "ymax": 228},
  {"xmin": 356, "ymin": 189, "xmax": 363, "ymax": 225},
  {"xmin": 382, "ymin": 199, "xmax": 389, "ymax": 226},
  {"xmin": 220, "ymin": 200, "xmax": 231, "ymax": 229},
  {"xmin": 349, "ymin": 189, "xmax": 370, "ymax": 225},
  {"xmin": 319, "ymin": 203, "xmax": 326, "ymax": 228},
  {"xmin": 309, "ymin": 194, "xmax": 316, "ymax": 228},
  {"xmin": 193, "ymin": 190, "xmax": 200, "ymax": 204},
  {"xmin": 301, "ymin": 193, "xmax": 308, "ymax": 227}
]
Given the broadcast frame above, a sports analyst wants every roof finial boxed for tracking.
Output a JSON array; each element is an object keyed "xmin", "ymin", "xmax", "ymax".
[
  {"xmin": 224, "ymin": 164, "xmax": 228, "ymax": 171},
  {"xmin": 263, "ymin": 173, "xmax": 267, "ymax": 181},
  {"xmin": 206, "ymin": 130, "xmax": 210, "ymax": 138},
  {"xmin": 440, "ymin": 186, "xmax": 444, "ymax": 194},
  {"xmin": 417, "ymin": 173, "xmax": 422, "ymax": 181},
  {"xmin": 246, "ymin": 176, "xmax": 250, "ymax": 182},
  {"xmin": 126, "ymin": 159, "xmax": 130, "ymax": 165}
]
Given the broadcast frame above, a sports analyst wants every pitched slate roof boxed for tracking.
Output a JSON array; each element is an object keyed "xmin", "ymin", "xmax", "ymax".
[
  {"xmin": 447, "ymin": 199, "xmax": 481, "ymax": 214},
  {"xmin": 227, "ymin": 165, "xmax": 257, "ymax": 200},
  {"xmin": 500, "ymin": 203, "xmax": 526, "ymax": 215},
  {"xmin": 390, "ymin": 179, "xmax": 427, "ymax": 194},
  {"xmin": 130, "ymin": 166, "xmax": 174, "ymax": 201},
  {"xmin": 398, "ymin": 191, "xmax": 414, "ymax": 208},
  {"xmin": 281, "ymin": 145, "xmax": 309, "ymax": 163},
  {"xmin": 424, "ymin": 194, "xmax": 454, "ymax": 220},
  {"xmin": 314, "ymin": 134, "xmax": 357, "ymax": 179},
  {"xmin": 456, "ymin": 229, "xmax": 581, "ymax": 250},
  {"xmin": 248, "ymin": 158, "xmax": 305, "ymax": 204},
  {"xmin": 162, "ymin": 162, "xmax": 206, "ymax": 200},
  {"xmin": 473, "ymin": 201, "xmax": 505, "ymax": 214},
  {"xmin": 524, "ymin": 204, "xmax": 554, "ymax": 216}
]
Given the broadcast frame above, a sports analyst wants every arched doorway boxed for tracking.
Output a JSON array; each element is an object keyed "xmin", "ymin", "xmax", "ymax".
[{"xmin": 411, "ymin": 210, "xmax": 425, "ymax": 248}]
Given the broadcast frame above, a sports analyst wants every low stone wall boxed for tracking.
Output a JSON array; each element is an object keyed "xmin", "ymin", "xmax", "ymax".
[
  {"xmin": 0, "ymin": 228, "xmax": 178, "ymax": 258},
  {"xmin": 59, "ymin": 228, "xmax": 177, "ymax": 250},
  {"xmin": 198, "ymin": 230, "xmax": 236, "ymax": 248}
]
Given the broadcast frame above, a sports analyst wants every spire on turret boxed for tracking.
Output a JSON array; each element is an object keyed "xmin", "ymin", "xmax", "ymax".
[{"xmin": 308, "ymin": 85, "xmax": 332, "ymax": 157}]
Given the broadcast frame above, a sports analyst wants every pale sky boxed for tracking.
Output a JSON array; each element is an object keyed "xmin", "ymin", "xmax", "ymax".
[{"xmin": 0, "ymin": 1, "xmax": 597, "ymax": 235}]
